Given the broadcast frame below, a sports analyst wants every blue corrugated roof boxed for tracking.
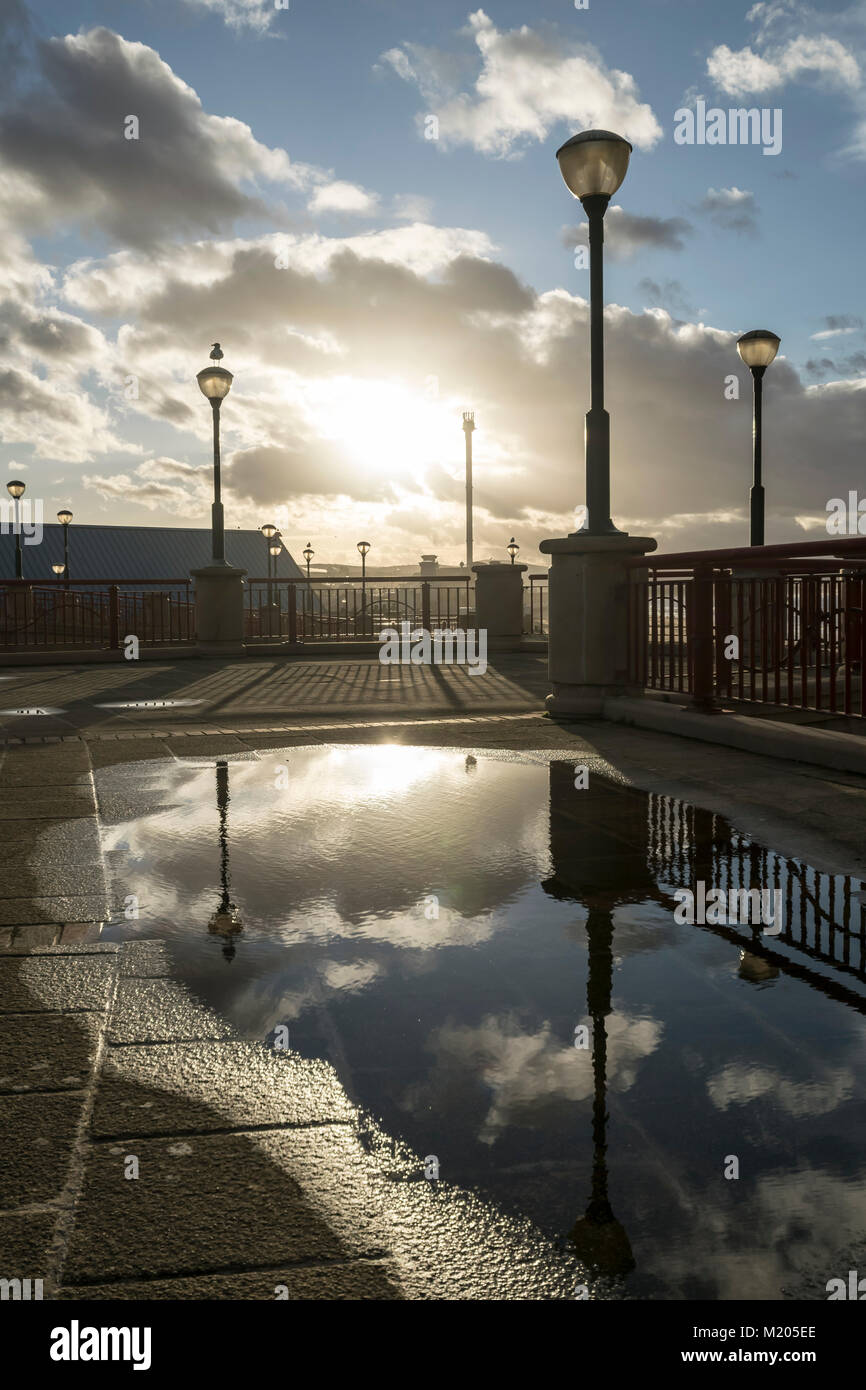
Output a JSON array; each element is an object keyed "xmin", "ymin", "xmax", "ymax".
[{"xmin": 0, "ymin": 524, "xmax": 303, "ymax": 584}]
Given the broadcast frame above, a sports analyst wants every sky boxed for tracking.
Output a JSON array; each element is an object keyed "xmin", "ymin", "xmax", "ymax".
[{"xmin": 0, "ymin": 0, "xmax": 864, "ymax": 568}]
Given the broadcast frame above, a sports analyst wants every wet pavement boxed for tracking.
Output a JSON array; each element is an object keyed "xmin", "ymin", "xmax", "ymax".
[{"xmin": 2, "ymin": 720, "xmax": 866, "ymax": 1300}]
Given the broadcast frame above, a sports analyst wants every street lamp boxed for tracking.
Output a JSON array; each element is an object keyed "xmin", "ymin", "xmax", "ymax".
[
  {"xmin": 303, "ymin": 543, "xmax": 314, "ymax": 582},
  {"xmin": 556, "ymin": 130, "xmax": 632, "ymax": 535},
  {"xmin": 357, "ymin": 540, "xmax": 371, "ymax": 635},
  {"xmin": 736, "ymin": 329, "xmax": 781, "ymax": 547},
  {"xmin": 261, "ymin": 522, "xmax": 278, "ymax": 616},
  {"xmin": 507, "ymin": 537, "xmax": 520, "ymax": 565},
  {"xmin": 57, "ymin": 508, "xmax": 72, "ymax": 586},
  {"xmin": 196, "ymin": 343, "xmax": 233, "ymax": 563},
  {"xmin": 6, "ymin": 479, "xmax": 25, "ymax": 579},
  {"xmin": 51, "ymin": 563, "xmax": 64, "ymax": 576},
  {"xmin": 268, "ymin": 540, "xmax": 282, "ymax": 638}
]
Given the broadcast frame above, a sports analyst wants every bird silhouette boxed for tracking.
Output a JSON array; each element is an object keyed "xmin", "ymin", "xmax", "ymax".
[{"xmin": 209, "ymin": 342, "xmax": 224, "ymax": 362}]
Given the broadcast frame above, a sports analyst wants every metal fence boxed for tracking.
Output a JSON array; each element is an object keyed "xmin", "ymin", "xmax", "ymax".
[
  {"xmin": 629, "ymin": 538, "xmax": 866, "ymax": 718},
  {"xmin": 648, "ymin": 792, "xmax": 865, "ymax": 992},
  {"xmin": 244, "ymin": 575, "xmax": 476, "ymax": 643},
  {"xmin": 0, "ymin": 580, "xmax": 195, "ymax": 650}
]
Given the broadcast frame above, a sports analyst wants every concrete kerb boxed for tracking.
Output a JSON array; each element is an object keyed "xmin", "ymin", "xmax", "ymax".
[{"xmin": 603, "ymin": 694, "xmax": 866, "ymax": 775}]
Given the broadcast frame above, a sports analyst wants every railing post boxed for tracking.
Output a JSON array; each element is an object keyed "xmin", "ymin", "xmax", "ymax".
[
  {"xmin": 287, "ymin": 583, "xmax": 297, "ymax": 643},
  {"xmin": 108, "ymin": 585, "xmax": 120, "ymax": 650},
  {"xmin": 421, "ymin": 581, "xmax": 431, "ymax": 631},
  {"xmin": 690, "ymin": 564, "xmax": 718, "ymax": 713}
]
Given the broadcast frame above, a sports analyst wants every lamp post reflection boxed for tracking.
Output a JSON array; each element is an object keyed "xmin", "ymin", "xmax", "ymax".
[{"xmin": 208, "ymin": 759, "xmax": 242, "ymax": 961}]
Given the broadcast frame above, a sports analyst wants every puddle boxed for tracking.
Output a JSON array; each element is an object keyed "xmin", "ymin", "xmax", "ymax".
[{"xmin": 96, "ymin": 745, "xmax": 866, "ymax": 1299}]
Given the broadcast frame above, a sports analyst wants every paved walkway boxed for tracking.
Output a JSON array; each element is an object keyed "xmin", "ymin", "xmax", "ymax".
[{"xmin": 0, "ymin": 654, "xmax": 550, "ymax": 743}]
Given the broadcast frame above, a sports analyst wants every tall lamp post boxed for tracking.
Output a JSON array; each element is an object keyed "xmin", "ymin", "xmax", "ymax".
[
  {"xmin": 261, "ymin": 522, "xmax": 278, "ymax": 619},
  {"xmin": 303, "ymin": 543, "xmax": 314, "ymax": 635},
  {"xmin": 357, "ymin": 540, "xmax": 371, "ymax": 636},
  {"xmin": 507, "ymin": 537, "xmax": 520, "ymax": 566},
  {"xmin": 268, "ymin": 539, "xmax": 282, "ymax": 637},
  {"xmin": 57, "ymin": 508, "xmax": 72, "ymax": 587},
  {"xmin": 7, "ymin": 480, "xmax": 25, "ymax": 579},
  {"xmin": 736, "ymin": 330, "xmax": 781, "ymax": 547},
  {"xmin": 462, "ymin": 411, "xmax": 475, "ymax": 570},
  {"xmin": 196, "ymin": 343, "xmax": 233, "ymax": 563},
  {"xmin": 556, "ymin": 130, "xmax": 632, "ymax": 534}
]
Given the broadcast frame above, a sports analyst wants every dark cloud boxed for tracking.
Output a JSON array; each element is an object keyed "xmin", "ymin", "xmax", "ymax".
[
  {"xmin": 696, "ymin": 187, "xmax": 759, "ymax": 236},
  {"xmin": 563, "ymin": 207, "xmax": 693, "ymax": 261},
  {"xmin": 636, "ymin": 277, "xmax": 696, "ymax": 318},
  {"xmin": 0, "ymin": 27, "xmax": 309, "ymax": 248}
]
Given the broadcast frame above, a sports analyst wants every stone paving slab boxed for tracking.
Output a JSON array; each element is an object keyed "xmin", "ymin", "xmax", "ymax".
[
  {"xmin": 91, "ymin": 1042, "xmax": 355, "ymax": 1138},
  {"xmin": 118, "ymin": 941, "xmax": 172, "ymax": 978},
  {"xmin": 0, "ymin": 1092, "xmax": 85, "ymax": 1210},
  {"xmin": 106, "ymin": 979, "xmax": 235, "ymax": 1044},
  {"xmin": 0, "ymin": 937, "xmax": 118, "ymax": 955},
  {"xmin": 57, "ymin": 1259, "xmax": 402, "ymax": 1299},
  {"xmin": 0, "ymin": 795, "xmax": 96, "ymax": 820},
  {"xmin": 0, "ymin": 895, "xmax": 109, "ymax": 927},
  {"xmin": 62, "ymin": 1125, "xmax": 385, "ymax": 1284},
  {"xmin": 2, "ymin": 816, "xmax": 102, "ymax": 862},
  {"xmin": 0, "ymin": 864, "xmax": 106, "ymax": 899},
  {"xmin": 0, "ymin": 1011, "xmax": 102, "ymax": 1093},
  {"xmin": 0, "ymin": 1210, "xmax": 58, "ymax": 1274},
  {"xmin": 0, "ymin": 955, "xmax": 116, "ymax": 1013}
]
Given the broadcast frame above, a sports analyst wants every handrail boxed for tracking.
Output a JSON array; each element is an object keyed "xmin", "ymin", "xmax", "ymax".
[{"xmin": 629, "ymin": 536, "xmax": 866, "ymax": 568}]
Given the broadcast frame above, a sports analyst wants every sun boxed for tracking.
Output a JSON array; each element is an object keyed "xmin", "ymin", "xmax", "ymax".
[{"xmin": 316, "ymin": 377, "xmax": 460, "ymax": 479}]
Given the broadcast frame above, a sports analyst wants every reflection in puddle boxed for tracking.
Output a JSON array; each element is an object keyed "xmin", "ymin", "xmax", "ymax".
[{"xmin": 98, "ymin": 746, "xmax": 866, "ymax": 1299}]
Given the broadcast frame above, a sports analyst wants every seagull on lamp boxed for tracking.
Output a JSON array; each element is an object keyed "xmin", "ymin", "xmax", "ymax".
[{"xmin": 209, "ymin": 342, "xmax": 224, "ymax": 362}]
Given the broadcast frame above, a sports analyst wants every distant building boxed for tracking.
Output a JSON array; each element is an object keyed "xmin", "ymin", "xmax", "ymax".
[
  {"xmin": 0, "ymin": 524, "xmax": 303, "ymax": 585},
  {"xmin": 419, "ymin": 554, "xmax": 439, "ymax": 575}
]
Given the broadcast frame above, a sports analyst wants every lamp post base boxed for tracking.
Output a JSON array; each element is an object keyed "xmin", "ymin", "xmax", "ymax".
[
  {"xmin": 191, "ymin": 563, "xmax": 247, "ymax": 656},
  {"xmin": 540, "ymin": 531, "xmax": 657, "ymax": 717}
]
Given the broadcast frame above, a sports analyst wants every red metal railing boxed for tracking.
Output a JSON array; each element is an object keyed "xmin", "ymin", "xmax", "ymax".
[
  {"xmin": 629, "ymin": 538, "xmax": 866, "ymax": 719},
  {"xmin": 0, "ymin": 580, "xmax": 195, "ymax": 650},
  {"xmin": 243, "ymin": 576, "xmax": 476, "ymax": 642}
]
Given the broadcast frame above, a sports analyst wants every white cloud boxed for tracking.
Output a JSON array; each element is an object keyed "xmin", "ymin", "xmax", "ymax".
[
  {"xmin": 381, "ymin": 8, "xmax": 662, "ymax": 157},
  {"xmin": 307, "ymin": 181, "xmax": 380, "ymax": 217},
  {"xmin": 708, "ymin": 35, "xmax": 860, "ymax": 96},
  {"xmin": 181, "ymin": 0, "xmax": 281, "ymax": 33}
]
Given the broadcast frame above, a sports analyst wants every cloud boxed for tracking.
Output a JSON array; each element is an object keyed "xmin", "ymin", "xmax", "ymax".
[
  {"xmin": 703, "ymin": 2, "xmax": 866, "ymax": 157},
  {"xmin": 0, "ymin": 27, "xmax": 319, "ymax": 249},
  {"xmin": 307, "ymin": 181, "xmax": 380, "ymax": 217},
  {"xmin": 406, "ymin": 1011, "xmax": 662, "ymax": 1144},
  {"xmin": 381, "ymin": 8, "xmax": 662, "ymax": 156},
  {"xmin": 708, "ymin": 35, "xmax": 860, "ymax": 96},
  {"xmin": 697, "ymin": 186, "xmax": 759, "ymax": 235},
  {"xmin": 637, "ymin": 278, "xmax": 696, "ymax": 318},
  {"xmin": 563, "ymin": 207, "xmax": 693, "ymax": 261},
  {"xmin": 68, "ymin": 224, "xmax": 866, "ymax": 557},
  {"xmin": 810, "ymin": 314, "xmax": 863, "ymax": 340},
  {"xmin": 181, "ymin": 0, "xmax": 282, "ymax": 32}
]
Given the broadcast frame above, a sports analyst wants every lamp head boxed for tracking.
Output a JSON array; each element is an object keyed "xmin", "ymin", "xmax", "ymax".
[
  {"xmin": 57, "ymin": 508, "xmax": 73, "ymax": 526},
  {"xmin": 737, "ymin": 329, "xmax": 781, "ymax": 371},
  {"xmin": 197, "ymin": 345, "xmax": 233, "ymax": 400},
  {"xmin": 52, "ymin": 563, "xmax": 65, "ymax": 575},
  {"xmin": 556, "ymin": 129, "xmax": 632, "ymax": 201},
  {"xmin": 357, "ymin": 540, "xmax": 371, "ymax": 557},
  {"xmin": 6, "ymin": 479, "xmax": 25, "ymax": 500},
  {"xmin": 261, "ymin": 523, "xmax": 278, "ymax": 539}
]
